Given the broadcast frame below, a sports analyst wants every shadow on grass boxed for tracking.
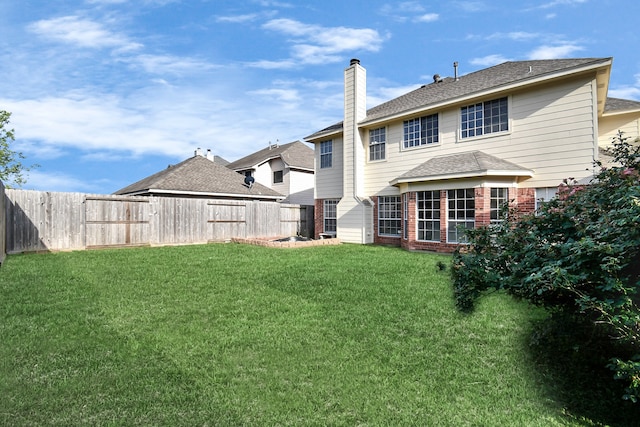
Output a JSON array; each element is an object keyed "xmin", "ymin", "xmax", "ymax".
[{"xmin": 528, "ymin": 314, "xmax": 638, "ymax": 426}]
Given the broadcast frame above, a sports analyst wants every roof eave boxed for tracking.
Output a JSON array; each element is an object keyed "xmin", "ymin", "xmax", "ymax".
[
  {"xmin": 142, "ymin": 188, "xmax": 284, "ymax": 200},
  {"xmin": 390, "ymin": 169, "xmax": 534, "ymax": 186},
  {"xmin": 304, "ymin": 127, "xmax": 343, "ymax": 143}
]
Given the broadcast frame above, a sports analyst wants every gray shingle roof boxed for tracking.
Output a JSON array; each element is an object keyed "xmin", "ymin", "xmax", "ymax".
[
  {"xmin": 604, "ymin": 97, "xmax": 640, "ymax": 113},
  {"xmin": 306, "ymin": 58, "xmax": 612, "ymax": 140},
  {"xmin": 114, "ymin": 155, "xmax": 283, "ymax": 199},
  {"xmin": 391, "ymin": 151, "xmax": 533, "ymax": 184},
  {"xmin": 227, "ymin": 141, "xmax": 314, "ymax": 171}
]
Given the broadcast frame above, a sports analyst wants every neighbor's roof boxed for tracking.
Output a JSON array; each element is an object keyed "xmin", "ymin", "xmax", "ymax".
[
  {"xmin": 306, "ymin": 57, "xmax": 612, "ymax": 141},
  {"xmin": 114, "ymin": 155, "xmax": 283, "ymax": 199},
  {"xmin": 226, "ymin": 140, "xmax": 314, "ymax": 172},
  {"xmin": 390, "ymin": 151, "xmax": 534, "ymax": 185},
  {"xmin": 604, "ymin": 97, "xmax": 640, "ymax": 114}
]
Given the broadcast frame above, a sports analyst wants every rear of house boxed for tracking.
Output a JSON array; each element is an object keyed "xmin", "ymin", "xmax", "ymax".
[{"xmin": 306, "ymin": 57, "xmax": 640, "ymax": 252}]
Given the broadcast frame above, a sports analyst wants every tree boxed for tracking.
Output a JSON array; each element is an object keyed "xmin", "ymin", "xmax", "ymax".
[
  {"xmin": 452, "ymin": 132, "xmax": 640, "ymax": 402},
  {"xmin": 0, "ymin": 110, "xmax": 37, "ymax": 188}
]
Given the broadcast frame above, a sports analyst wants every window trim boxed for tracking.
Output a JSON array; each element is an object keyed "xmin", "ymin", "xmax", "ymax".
[
  {"xmin": 323, "ymin": 199, "xmax": 338, "ymax": 235},
  {"xmin": 402, "ymin": 113, "xmax": 440, "ymax": 150},
  {"xmin": 459, "ymin": 96, "xmax": 511, "ymax": 141},
  {"xmin": 446, "ymin": 188, "xmax": 475, "ymax": 243},
  {"xmin": 490, "ymin": 188, "xmax": 509, "ymax": 224},
  {"xmin": 320, "ymin": 140, "xmax": 333, "ymax": 169},
  {"xmin": 416, "ymin": 190, "xmax": 441, "ymax": 242},
  {"xmin": 377, "ymin": 195, "xmax": 401, "ymax": 237},
  {"xmin": 369, "ymin": 126, "xmax": 386, "ymax": 162}
]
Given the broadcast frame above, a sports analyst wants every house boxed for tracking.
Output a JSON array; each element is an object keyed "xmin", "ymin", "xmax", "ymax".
[
  {"xmin": 226, "ymin": 141, "xmax": 315, "ymax": 205},
  {"xmin": 114, "ymin": 149, "xmax": 283, "ymax": 201},
  {"xmin": 305, "ymin": 57, "xmax": 640, "ymax": 252}
]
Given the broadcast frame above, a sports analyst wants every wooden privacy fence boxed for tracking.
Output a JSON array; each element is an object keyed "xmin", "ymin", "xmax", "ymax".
[{"xmin": 5, "ymin": 189, "xmax": 314, "ymax": 254}]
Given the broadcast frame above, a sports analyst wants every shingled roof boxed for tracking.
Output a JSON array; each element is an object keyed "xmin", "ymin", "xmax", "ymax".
[
  {"xmin": 604, "ymin": 97, "xmax": 640, "ymax": 114},
  {"xmin": 390, "ymin": 151, "xmax": 534, "ymax": 185},
  {"xmin": 227, "ymin": 140, "xmax": 314, "ymax": 172},
  {"xmin": 306, "ymin": 58, "xmax": 612, "ymax": 140},
  {"xmin": 114, "ymin": 155, "xmax": 283, "ymax": 200}
]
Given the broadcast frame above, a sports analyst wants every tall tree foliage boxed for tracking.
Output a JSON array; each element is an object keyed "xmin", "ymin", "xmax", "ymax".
[
  {"xmin": 452, "ymin": 132, "xmax": 640, "ymax": 402},
  {"xmin": 0, "ymin": 110, "xmax": 36, "ymax": 188}
]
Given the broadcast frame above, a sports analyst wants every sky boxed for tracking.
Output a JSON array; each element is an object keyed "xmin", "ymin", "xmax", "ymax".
[{"xmin": 1, "ymin": 0, "xmax": 639, "ymax": 194}]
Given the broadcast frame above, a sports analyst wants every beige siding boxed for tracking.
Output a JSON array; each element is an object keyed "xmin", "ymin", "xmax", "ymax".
[
  {"xmin": 363, "ymin": 76, "xmax": 599, "ymax": 193},
  {"xmin": 315, "ymin": 137, "xmax": 344, "ymax": 199},
  {"xmin": 599, "ymin": 113, "xmax": 640, "ymax": 147}
]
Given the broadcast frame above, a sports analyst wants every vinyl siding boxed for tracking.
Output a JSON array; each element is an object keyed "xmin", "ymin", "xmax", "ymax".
[
  {"xmin": 598, "ymin": 113, "xmax": 640, "ymax": 147},
  {"xmin": 363, "ymin": 76, "xmax": 598, "ymax": 193},
  {"xmin": 315, "ymin": 137, "xmax": 344, "ymax": 199}
]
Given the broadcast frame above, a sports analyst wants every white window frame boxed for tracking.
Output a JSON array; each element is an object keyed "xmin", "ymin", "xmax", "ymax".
[
  {"xmin": 447, "ymin": 189, "xmax": 475, "ymax": 243},
  {"xmin": 416, "ymin": 190, "xmax": 441, "ymax": 242},
  {"xmin": 369, "ymin": 127, "xmax": 386, "ymax": 161},
  {"xmin": 378, "ymin": 196, "xmax": 401, "ymax": 237},
  {"xmin": 320, "ymin": 140, "xmax": 332, "ymax": 169},
  {"xmin": 402, "ymin": 193, "xmax": 409, "ymax": 240},
  {"xmin": 535, "ymin": 187, "xmax": 558, "ymax": 211},
  {"xmin": 460, "ymin": 96, "xmax": 509, "ymax": 140},
  {"xmin": 323, "ymin": 199, "xmax": 338, "ymax": 235},
  {"xmin": 403, "ymin": 114, "xmax": 439, "ymax": 149},
  {"xmin": 490, "ymin": 188, "xmax": 508, "ymax": 223}
]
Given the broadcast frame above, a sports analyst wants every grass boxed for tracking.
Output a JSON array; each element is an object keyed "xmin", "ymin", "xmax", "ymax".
[{"xmin": 0, "ymin": 243, "xmax": 636, "ymax": 426}]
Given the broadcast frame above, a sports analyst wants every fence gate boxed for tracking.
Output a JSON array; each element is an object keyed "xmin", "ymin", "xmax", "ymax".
[{"xmin": 84, "ymin": 196, "xmax": 151, "ymax": 248}]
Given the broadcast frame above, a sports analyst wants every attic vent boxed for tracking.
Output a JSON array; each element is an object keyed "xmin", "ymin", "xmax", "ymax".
[{"xmin": 433, "ymin": 74, "xmax": 443, "ymax": 83}]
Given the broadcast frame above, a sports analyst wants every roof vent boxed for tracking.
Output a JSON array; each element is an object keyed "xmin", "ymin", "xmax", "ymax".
[
  {"xmin": 350, "ymin": 58, "xmax": 360, "ymax": 66},
  {"xmin": 454, "ymin": 61, "xmax": 459, "ymax": 81},
  {"xmin": 433, "ymin": 74, "xmax": 443, "ymax": 83}
]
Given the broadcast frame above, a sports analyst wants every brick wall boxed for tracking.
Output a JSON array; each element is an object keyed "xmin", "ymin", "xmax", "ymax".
[{"xmin": 314, "ymin": 199, "xmax": 324, "ymax": 239}]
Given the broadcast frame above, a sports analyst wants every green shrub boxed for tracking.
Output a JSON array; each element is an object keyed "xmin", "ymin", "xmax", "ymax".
[{"xmin": 452, "ymin": 132, "xmax": 640, "ymax": 402}]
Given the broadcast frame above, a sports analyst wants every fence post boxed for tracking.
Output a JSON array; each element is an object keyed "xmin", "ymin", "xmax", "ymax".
[{"xmin": 0, "ymin": 181, "xmax": 5, "ymax": 265}]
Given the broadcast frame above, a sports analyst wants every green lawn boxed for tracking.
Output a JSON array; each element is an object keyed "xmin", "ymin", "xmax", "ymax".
[{"xmin": 0, "ymin": 244, "xmax": 635, "ymax": 426}]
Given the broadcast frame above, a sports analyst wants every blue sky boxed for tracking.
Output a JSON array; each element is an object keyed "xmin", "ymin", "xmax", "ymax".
[{"xmin": 1, "ymin": 0, "xmax": 638, "ymax": 194}]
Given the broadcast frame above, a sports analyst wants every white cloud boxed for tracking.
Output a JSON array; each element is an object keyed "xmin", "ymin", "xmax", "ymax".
[
  {"xmin": 537, "ymin": 0, "xmax": 588, "ymax": 9},
  {"xmin": 415, "ymin": 13, "xmax": 439, "ymax": 23},
  {"xmin": 486, "ymin": 32, "xmax": 540, "ymax": 42},
  {"xmin": 27, "ymin": 16, "xmax": 142, "ymax": 51},
  {"xmin": 216, "ymin": 14, "xmax": 260, "ymax": 23},
  {"xmin": 609, "ymin": 73, "xmax": 640, "ymax": 101},
  {"xmin": 259, "ymin": 18, "xmax": 385, "ymax": 66},
  {"xmin": 454, "ymin": 1, "xmax": 486, "ymax": 12},
  {"xmin": 527, "ymin": 44, "xmax": 584, "ymax": 59},
  {"xmin": 248, "ymin": 88, "xmax": 300, "ymax": 103},
  {"xmin": 470, "ymin": 54, "xmax": 512, "ymax": 67},
  {"xmin": 125, "ymin": 54, "xmax": 220, "ymax": 75},
  {"xmin": 23, "ymin": 170, "xmax": 99, "ymax": 193}
]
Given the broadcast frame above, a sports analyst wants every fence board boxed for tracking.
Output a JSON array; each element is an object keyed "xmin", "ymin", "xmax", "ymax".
[{"xmin": 4, "ymin": 190, "xmax": 314, "ymax": 253}]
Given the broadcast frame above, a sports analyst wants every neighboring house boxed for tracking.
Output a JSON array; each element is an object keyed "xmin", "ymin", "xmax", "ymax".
[
  {"xmin": 305, "ymin": 57, "xmax": 640, "ymax": 252},
  {"xmin": 226, "ymin": 141, "xmax": 315, "ymax": 205},
  {"xmin": 114, "ymin": 149, "xmax": 283, "ymax": 201}
]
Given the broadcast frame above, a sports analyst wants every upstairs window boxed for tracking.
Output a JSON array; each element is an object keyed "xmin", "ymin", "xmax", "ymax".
[
  {"xmin": 369, "ymin": 127, "xmax": 386, "ymax": 161},
  {"xmin": 461, "ymin": 97, "xmax": 508, "ymax": 139},
  {"xmin": 403, "ymin": 114, "xmax": 439, "ymax": 148},
  {"xmin": 273, "ymin": 170, "xmax": 283, "ymax": 184},
  {"xmin": 320, "ymin": 140, "xmax": 332, "ymax": 169}
]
